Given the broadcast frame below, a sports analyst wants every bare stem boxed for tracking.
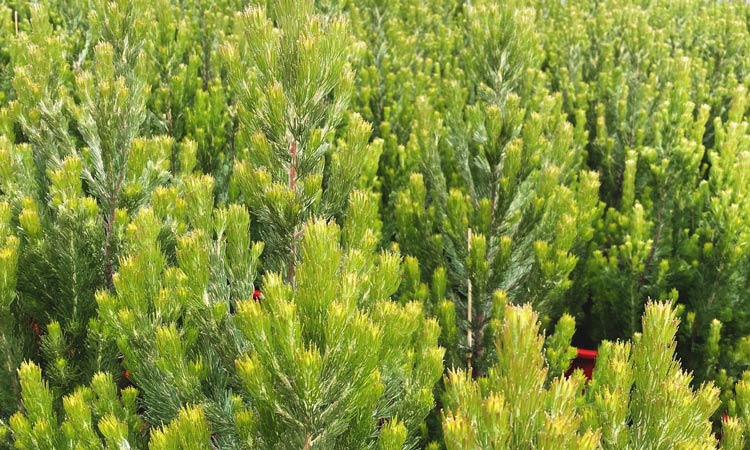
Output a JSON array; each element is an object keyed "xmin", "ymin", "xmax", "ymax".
[
  {"xmin": 288, "ymin": 140, "xmax": 298, "ymax": 286},
  {"xmin": 289, "ymin": 140, "xmax": 298, "ymax": 191},
  {"xmin": 467, "ymin": 228, "xmax": 473, "ymax": 373},
  {"xmin": 103, "ymin": 211, "xmax": 116, "ymax": 290}
]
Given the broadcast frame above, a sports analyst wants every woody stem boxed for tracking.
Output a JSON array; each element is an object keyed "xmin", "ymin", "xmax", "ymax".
[{"xmin": 288, "ymin": 140, "xmax": 298, "ymax": 286}]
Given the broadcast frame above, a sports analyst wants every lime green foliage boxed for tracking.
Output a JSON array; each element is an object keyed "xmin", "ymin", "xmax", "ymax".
[
  {"xmin": 347, "ymin": 0, "xmax": 601, "ymax": 374},
  {"xmin": 0, "ymin": 0, "xmax": 173, "ymax": 401},
  {"xmin": 9, "ymin": 362, "xmax": 145, "ymax": 450},
  {"xmin": 234, "ymin": 217, "xmax": 443, "ymax": 449},
  {"xmin": 93, "ymin": 189, "xmax": 441, "ymax": 447},
  {"xmin": 226, "ymin": 0, "xmax": 381, "ymax": 278},
  {"xmin": 583, "ymin": 302, "xmax": 720, "ymax": 449},
  {"xmin": 0, "ymin": 202, "xmax": 21, "ymax": 416},
  {"xmin": 344, "ymin": 0, "xmax": 750, "ymax": 397},
  {"xmin": 442, "ymin": 304, "xmax": 598, "ymax": 450},
  {"xmin": 539, "ymin": 0, "xmax": 750, "ymax": 388},
  {"xmin": 2, "ymin": 0, "xmax": 750, "ymax": 448},
  {"xmin": 148, "ymin": 406, "xmax": 212, "ymax": 450},
  {"xmin": 96, "ymin": 182, "xmax": 262, "ymax": 446},
  {"xmin": 0, "ymin": 0, "xmax": 288, "ymax": 426},
  {"xmin": 443, "ymin": 302, "xmax": 727, "ymax": 449}
]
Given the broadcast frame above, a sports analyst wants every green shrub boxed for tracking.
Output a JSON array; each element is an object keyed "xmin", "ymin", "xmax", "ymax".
[
  {"xmin": 2, "ymin": 0, "xmax": 750, "ymax": 448},
  {"xmin": 442, "ymin": 302, "xmax": 732, "ymax": 449}
]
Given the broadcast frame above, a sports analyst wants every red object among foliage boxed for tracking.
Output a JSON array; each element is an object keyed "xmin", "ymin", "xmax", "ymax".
[
  {"xmin": 30, "ymin": 321, "xmax": 42, "ymax": 348},
  {"xmin": 567, "ymin": 347, "xmax": 597, "ymax": 381},
  {"xmin": 253, "ymin": 289, "xmax": 262, "ymax": 301}
]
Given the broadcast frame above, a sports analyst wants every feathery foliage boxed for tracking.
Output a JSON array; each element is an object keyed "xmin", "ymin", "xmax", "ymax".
[{"xmin": 2, "ymin": 0, "xmax": 750, "ymax": 448}]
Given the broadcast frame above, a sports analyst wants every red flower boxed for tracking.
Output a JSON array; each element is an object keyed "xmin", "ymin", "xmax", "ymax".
[
  {"xmin": 124, "ymin": 369, "xmax": 131, "ymax": 380},
  {"xmin": 253, "ymin": 289, "xmax": 262, "ymax": 301}
]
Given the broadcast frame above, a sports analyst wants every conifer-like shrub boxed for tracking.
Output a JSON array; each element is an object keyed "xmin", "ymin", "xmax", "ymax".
[
  {"xmin": 2, "ymin": 0, "xmax": 750, "ymax": 448},
  {"xmin": 441, "ymin": 302, "xmax": 739, "ymax": 449},
  {"xmin": 539, "ymin": 0, "xmax": 750, "ymax": 391}
]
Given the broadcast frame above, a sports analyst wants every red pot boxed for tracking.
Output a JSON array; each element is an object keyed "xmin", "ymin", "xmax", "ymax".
[{"xmin": 568, "ymin": 347, "xmax": 597, "ymax": 380}]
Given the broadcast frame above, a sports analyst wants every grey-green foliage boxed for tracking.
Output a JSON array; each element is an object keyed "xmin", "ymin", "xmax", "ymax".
[
  {"xmin": 0, "ymin": 0, "xmax": 170, "ymax": 399},
  {"xmin": 226, "ymin": 0, "xmax": 381, "ymax": 278},
  {"xmin": 380, "ymin": 0, "xmax": 601, "ymax": 372},
  {"xmin": 95, "ymin": 176, "xmax": 262, "ymax": 447},
  {"xmin": 234, "ymin": 207, "xmax": 444, "ymax": 449}
]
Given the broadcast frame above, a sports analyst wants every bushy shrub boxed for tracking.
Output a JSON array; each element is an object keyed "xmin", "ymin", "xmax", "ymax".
[{"xmin": 2, "ymin": 0, "xmax": 750, "ymax": 448}]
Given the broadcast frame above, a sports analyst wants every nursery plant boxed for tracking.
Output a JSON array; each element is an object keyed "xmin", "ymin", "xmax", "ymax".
[
  {"xmin": 346, "ymin": 0, "xmax": 601, "ymax": 374},
  {"xmin": 224, "ymin": 0, "xmax": 381, "ymax": 280},
  {"xmin": 539, "ymin": 0, "xmax": 750, "ymax": 388},
  {"xmin": 343, "ymin": 0, "xmax": 750, "ymax": 402},
  {"xmin": 1, "ymin": 1, "xmax": 442, "ymax": 448},
  {"xmin": 1, "ymin": 0, "xmax": 750, "ymax": 449},
  {"xmin": 441, "ymin": 301, "xmax": 739, "ymax": 450}
]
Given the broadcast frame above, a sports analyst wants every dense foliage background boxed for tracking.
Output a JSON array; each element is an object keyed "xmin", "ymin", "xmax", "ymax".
[{"xmin": 1, "ymin": 0, "xmax": 750, "ymax": 448}]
